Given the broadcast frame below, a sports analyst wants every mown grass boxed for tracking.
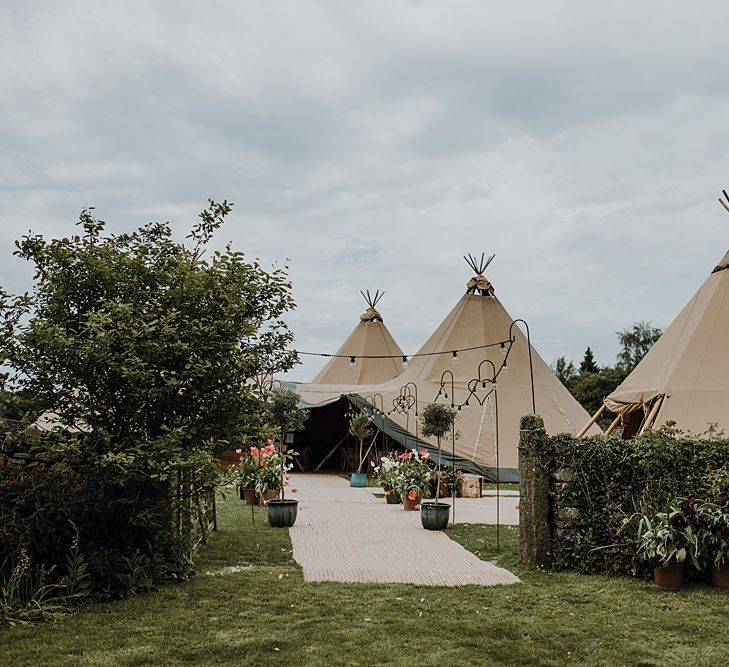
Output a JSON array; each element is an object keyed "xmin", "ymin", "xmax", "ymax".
[{"xmin": 1, "ymin": 491, "xmax": 726, "ymax": 666}]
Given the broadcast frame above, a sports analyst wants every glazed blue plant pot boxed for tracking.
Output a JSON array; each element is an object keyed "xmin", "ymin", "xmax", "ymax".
[
  {"xmin": 350, "ymin": 472, "xmax": 368, "ymax": 487},
  {"xmin": 420, "ymin": 502, "xmax": 451, "ymax": 530},
  {"xmin": 267, "ymin": 499, "xmax": 299, "ymax": 527}
]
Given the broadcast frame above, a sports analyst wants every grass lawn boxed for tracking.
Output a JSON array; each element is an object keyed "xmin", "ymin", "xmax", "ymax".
[
  {"xmin": 482, "ymin": 482, "xmax": 519, "ymax": 492},
  {"xmin": 1, "ymin": 492, "xmax": 726, "ymax": 667}
]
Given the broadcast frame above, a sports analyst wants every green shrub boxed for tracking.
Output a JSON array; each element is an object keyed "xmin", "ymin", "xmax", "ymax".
[{"xmin": 0, "ymin": 428, "xmax": 221, "ymax": 601}]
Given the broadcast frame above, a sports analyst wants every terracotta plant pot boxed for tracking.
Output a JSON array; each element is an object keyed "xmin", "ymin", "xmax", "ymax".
[
  {"xmin": 267, "ymin": 499, "xmax": 299, "ymax": 527},
  {"xmin": 420, "ymin": 502, "xmax": 451, "ymax": 530},
  {"xmin": 241, "ymin": 485, "xmax": 258, "ymax": 506},
  {"xmin": 385, "ymin": 491, "xmax": 402, "ymax": 505},
  {"xmin": 258, "ymin": 488, "xmax": 279, "ymax": 507},
  {"xmin": 653, "ymin": 561, "xmax": 685, "ymax": 590},
  {"xmin": 350, "ymin": 472, "xmax": 368, "ymax": 487},
  {"xmin": 403, "ymin": 493, "xmax": 421, "ymax": 511},
  {"xmin": 711, "ymin": 561, "xmax": 729, "ymax": 589}
]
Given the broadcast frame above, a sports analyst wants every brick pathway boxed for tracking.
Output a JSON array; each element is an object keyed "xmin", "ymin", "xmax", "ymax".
[{"xmin": 288, "ymin": 474, "xmax": 520, "ymax": 587}]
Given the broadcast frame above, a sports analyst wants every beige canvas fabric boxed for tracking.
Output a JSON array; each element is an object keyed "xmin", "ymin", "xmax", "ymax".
[
  {"xmin": 311, "ymin": 315, "xmax": 405, "ymax": 385},
  {"xmin": 605, "ymin": 248, "xmax": 729, "ymax": 433},
  {"xmin": 299, "ymin": 287, "xmax": 600, "ymax": 473}
]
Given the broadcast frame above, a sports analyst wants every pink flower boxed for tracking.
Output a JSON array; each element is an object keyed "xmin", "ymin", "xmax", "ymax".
[
  {"xmin": 235, "ymin": 448, "xmax": 242, "ymax": 454},
  {"xmin": 407, "ymin": 489, "xmax": 418, "ymax": 501},
  {"xmin": 291, "ymin": 487, "xmax": 298, "ymax": 494}
]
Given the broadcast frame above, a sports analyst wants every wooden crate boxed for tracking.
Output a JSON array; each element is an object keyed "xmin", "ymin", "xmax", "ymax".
[{"xmin": 459, "ymin": 475, "xmax": 482, "ymax": 498}]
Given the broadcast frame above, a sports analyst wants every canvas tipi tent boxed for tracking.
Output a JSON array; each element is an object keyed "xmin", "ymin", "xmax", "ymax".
[
  {"xmin": 585, "ymin": 193, "xmax": 729, "ymax": 437},
  {"xmin": 296, "ymin": 255, "xmax": 600, "ymax": 480},
  {"xmin": 311, "ymin": 290, "xmax": 405, "ymax": 386}
]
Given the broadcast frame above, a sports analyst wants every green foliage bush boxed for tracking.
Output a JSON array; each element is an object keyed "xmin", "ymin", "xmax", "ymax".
[
  {"xmin": 548, "ymin": 428, "xmax": 729, "ymax": 575},
  {"xmin": 0, "ymin": 201, "xmax": 298, "ymax": 616},
  {"xmin": 0, "ymin": 429, "xmax": 222, "ymax": 604}
]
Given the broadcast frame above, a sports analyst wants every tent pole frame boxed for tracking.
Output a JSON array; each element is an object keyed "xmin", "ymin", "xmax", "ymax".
[
  {"xmin": 639, "ymin": 396, "xmax": 664, "ymax": 436},
  {"xmin": 577, "ymin": 404, "xmax": 606, "ymax": 438},
  {"xmin": 604, "ymin": 414, "xmax": 622, "ymax": 436}
]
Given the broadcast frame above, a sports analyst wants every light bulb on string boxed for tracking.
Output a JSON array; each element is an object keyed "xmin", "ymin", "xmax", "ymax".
[
  {"xmin": 500, "ymin": 342, "xmax": 506, "ymax": 356},
  {"xmin": 349, "ymin": 356, "xmax": 356, "ymax": 369},
  {"xmin": 452, "ymin": 351, "xmax": 459, "ymax": 364},
  {"xmin": 502, "ymin": 362, "xmax": 508, "ymax": 373},
  {"xmin": 402, "ymin": 356, "xmax": 409, "ymax": 368}
]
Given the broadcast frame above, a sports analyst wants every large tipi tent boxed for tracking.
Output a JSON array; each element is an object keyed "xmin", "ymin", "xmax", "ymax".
[
  {"xmin": 311, "ymin": 290, "xmax": 405, "ymax": 385},
  {"xmin": 296, "ymin": 255, "xmax": 600, "ymax": 480},
  {"xmin": 591, "ymin": 240, "xmax": 729, "ymax": 438},
  {"xmin": 288, "ymin": 291, "xmax": 405, "ymax": 472}
]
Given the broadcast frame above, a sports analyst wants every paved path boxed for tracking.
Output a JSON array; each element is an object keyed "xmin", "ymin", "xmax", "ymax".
[{"xmin": 288, "ymin": 474, "xmax": 520, "ymax": 587}]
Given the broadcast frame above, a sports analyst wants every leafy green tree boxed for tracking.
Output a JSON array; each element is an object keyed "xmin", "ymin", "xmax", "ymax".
[
  {"xmin": 348, "ymin": 410, "xmax": 374, "ymax": 474},
  {"xmin": 0, "ymin": 201, "xmax": 298, "ymax": 452},
  {"xmin": 420, "ymin": 403, "xmax": 457, "ymax": 506},
  {"xmin": 616, "ymin": 321, "xmax": 662, "ymax": 373},
  {"xmin": 552, "ymin": 356, "xmax": 577, "ymax": 388},
  {"xmin": 265, "ymin": 387, "xmax": 307, "ymax": 499},
  {"xmin": 568, "ymin": 366, "xmax": 627, "ymax": 417},
  {"xmin": 579, "ymin": 347, "xmax": 600, "ymax": 374}
]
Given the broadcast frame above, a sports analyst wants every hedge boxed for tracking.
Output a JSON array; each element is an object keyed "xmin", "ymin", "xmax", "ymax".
[{"xmin": 545, "ymin": 427, "xmax": 729, "ymax": 575}]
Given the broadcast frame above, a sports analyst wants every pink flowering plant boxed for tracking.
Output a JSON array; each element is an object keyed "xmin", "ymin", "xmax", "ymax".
[
  {"xmin": 230, "ymin": 440, "xmax": 276, "ymax": 489},
  {"xmin": 392, "ymin": 449, "xmax": 432, "ymax": 500}
]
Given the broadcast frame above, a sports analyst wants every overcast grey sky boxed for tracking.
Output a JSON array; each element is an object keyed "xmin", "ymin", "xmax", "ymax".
[{"xmin": 2, "ymin": 1, "xmax": 728, "ymax": 381}]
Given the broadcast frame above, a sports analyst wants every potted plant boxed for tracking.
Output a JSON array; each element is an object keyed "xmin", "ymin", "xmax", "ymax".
[
  {"xmin": 264, "ymin": 387, "xmax": 307, "ymax": 528},
  {"xmin": 434, "ymin": 465, "xmax": 463, "ymax": 499},
  {"xmin": 348, "ymin": 409, "xmax": 373, "ymax": 487},
  {"xmin": 419, "ymin": 403, "xmax": 456, "ymax": 530},
  {"xmin": 703, "ymin": 467, "xmax": 729, "ymax": 588},
  {"xmin": 253, "ymin": 444, "xmax": 288, "ymax": 506},
  {"xmin": 231, "ymin": 447, "xmax": 258, "ymax": 505},
  {"xmin": 392, "ymin": 449, "xmax": 431, "ymax": 511},
  {"xmin": 374, "ymin": 453, "xmax": 402, "ymax": 504},
  {"xmin": 637, "ymin": 504, "xmax": 701, "ymax": 589}
]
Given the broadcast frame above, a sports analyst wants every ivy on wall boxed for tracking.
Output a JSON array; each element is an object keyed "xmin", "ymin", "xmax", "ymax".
[{"xmin": 533, "ymin": 428, "xmax": 729, "ymax": 575}]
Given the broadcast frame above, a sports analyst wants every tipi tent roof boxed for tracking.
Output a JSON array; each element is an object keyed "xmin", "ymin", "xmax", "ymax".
[
  {"xmin": 604, "ymin": 247, "xmax": 729, "ymax": 433},
  {"xmin": 311, "ymin": 290, "xmax": 405, "ymax": 385},
  {"xmin": 297, "ymin": 258, "xmax": 599, "ymax": 480}
]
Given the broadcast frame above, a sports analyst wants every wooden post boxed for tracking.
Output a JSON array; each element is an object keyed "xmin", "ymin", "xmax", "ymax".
[
  {"xmin": 518, "ymin": 414, "xmax": 552, "ymax": 568},
  {"xmin": 639, "ymin": 396, "xmax": 664, "ymax": 435},
  {"xmin": 577, "ymin": 404, "xmax": 606, "ymax": 438},
  {"xmin": 314, "ymin": 434, "xmax": 348, "ymax": 472},
  {"xmin": 604, "ymin": 414, "xmax": 621, "ymax": 436}
]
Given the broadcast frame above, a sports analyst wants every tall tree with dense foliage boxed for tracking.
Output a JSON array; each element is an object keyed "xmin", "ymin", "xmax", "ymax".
[
  {"xmin": 616, "ymin": 321, "xmax": 662, "ymax": 373},
  {"xmin": 0, "ymin": 201, "xmax": 298, "ymax": 449},
  {"xmin": 552, "ymin": 322, "xmax": 662, "ymax": 419},
  {"xmin": 0, "ymin": 201, "xmax": 299, "ymax": 600},
  {"xmin": 579, "ymin": 347, "xmax": 599, "ymax": 374}
]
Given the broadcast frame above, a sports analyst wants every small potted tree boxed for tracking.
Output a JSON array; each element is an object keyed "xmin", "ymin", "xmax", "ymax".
[
  {"xmin": 348, "ymin": 409, "xmax": 373, "ymax": 487},
  {"xmin": 419, "ymin": 403, "xmax": 456, "ymax": 530},
  {"xmin": 265, "ymin": 387, "xmax": 307, "ymax": 527}
]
